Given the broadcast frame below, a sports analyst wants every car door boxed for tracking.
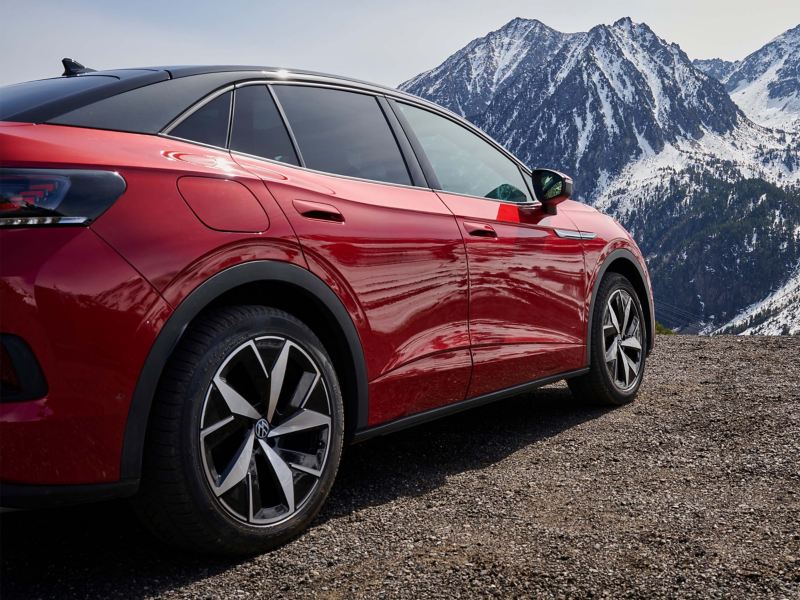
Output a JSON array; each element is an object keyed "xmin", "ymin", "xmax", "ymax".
[
  {"xmin": 228, "ymin": 83, "xmax": 471, "ymax": 425},
  {"xmin": 391, "ymin": 100, "xmax": 586, "ymax": 398}
]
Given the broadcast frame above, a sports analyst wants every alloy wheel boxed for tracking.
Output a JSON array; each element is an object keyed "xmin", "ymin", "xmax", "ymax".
[
  {"xmin": 602, "ymin": 289, "xmax": 643, "ymax": 392},
  {"xmin": 199, "ymin": 336, "xmax": 332, "ymax": 526}
]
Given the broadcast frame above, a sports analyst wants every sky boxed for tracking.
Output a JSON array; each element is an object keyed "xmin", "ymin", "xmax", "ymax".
[{"xmin": 1, "ymin": 0, "xmax": 798, "ymax": 87}]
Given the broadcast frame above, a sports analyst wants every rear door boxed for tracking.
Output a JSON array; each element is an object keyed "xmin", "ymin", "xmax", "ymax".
[
  {"xmin": 229, "ymin": 83, "xmax": 471, "ymax": 426},
  {"xmin": 391, "ymin": 100, "xmax": 586, "ymax": 398}
]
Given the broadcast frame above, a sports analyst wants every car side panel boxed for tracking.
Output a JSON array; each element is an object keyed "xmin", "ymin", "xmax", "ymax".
[
  {"xmin": 232, "ymin": 155, "xmax": 472, "ymax": 425},
  {"xmin": 0, "ymin": 228, "xmax": 170, "ymax": 484},
  {"xmin": 435, "ymin": 193, "xmax": 587, "ymax": 398}
]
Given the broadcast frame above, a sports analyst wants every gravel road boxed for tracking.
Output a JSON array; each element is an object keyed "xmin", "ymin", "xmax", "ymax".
[{"xmin": 2, "ymin": 335, "xmax": 799, "ymax": 599}]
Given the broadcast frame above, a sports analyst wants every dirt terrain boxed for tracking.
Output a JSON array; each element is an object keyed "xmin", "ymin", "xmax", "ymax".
[{"xmin": 2, "ymin": 335, "xmax": 799, "ymax": 599}]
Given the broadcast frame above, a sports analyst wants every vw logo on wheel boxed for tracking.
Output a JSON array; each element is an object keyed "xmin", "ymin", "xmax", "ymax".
[{"xmin": 254, "ymin": 418, "xmax": 270, "ymax": 439}]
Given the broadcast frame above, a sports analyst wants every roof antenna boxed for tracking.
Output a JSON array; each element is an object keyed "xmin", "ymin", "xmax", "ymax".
[{"xmin": 62, "ymin": 58, "xmax": 96, "ymax": 77}]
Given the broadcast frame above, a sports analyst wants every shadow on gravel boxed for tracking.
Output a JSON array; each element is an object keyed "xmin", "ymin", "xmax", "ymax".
[{"xmin": 0, "ymin": 385, "xmax": 609, "ymax": 599}]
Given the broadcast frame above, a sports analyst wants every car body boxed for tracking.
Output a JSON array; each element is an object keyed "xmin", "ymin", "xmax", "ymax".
[{"xmin": 0, "ymin": 64, "xmax": 653, "ymax": 551}]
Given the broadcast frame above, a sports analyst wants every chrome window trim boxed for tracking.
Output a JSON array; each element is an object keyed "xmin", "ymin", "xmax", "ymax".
[
  {"xmin": 158, "ymin": 73, "xmax": 535, "ymax": 196},
  {"xmin": 162, "ymin": 85, "xmax": 234, "ymax": 136},
  {"xmin": 229, "ymin": 149, "xmax": 430, "ymax": 193}
]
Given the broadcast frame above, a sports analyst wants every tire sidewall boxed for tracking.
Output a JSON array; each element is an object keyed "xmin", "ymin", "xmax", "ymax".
[
  {"xmin": 592, "ymin": 274, "xmax": 647, "ymax": 404},
  {"xmin": 175, "ymin": 309, "xmax": 344, "ymax": 552}
]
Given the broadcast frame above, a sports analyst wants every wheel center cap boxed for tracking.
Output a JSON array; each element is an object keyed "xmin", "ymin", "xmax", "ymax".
[{"xmin": 254, "ymin": 418, "xmax": 270, "ymax": 439}]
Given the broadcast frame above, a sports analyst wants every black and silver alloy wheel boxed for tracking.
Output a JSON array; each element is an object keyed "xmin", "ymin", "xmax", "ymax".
[
  {"xmin": 200, "ymin": 336, "xmax": 332, "ymax": 526},
  {"xmin": 602, "ymin": 289, "xmax": 643, "ymax": 392},
  {"xmin": 135, "ymin": 306, "xmax": 344, "ymax": 556},
  {"xmin": 567, "ymin": 273, "xmax": 646, "ymax": 406}
]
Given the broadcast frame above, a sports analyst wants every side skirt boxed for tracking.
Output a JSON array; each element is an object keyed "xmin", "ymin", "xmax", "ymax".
[{"xmin": 352, "ymin": 367, "xmax": 589, "ymax": 443}]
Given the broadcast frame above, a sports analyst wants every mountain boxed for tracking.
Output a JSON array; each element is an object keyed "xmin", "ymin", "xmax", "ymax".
[
  {"xmin": 399, "ymin": 18, "xmax": 800, "ymax": 334},
  {"xmin": 401, "ymin": 18, "xmax": 573, "ymax": 120},
  {"xmin": 692, "ymin": 58, "xmax": 737, "ymax": 81},
  {"xmin": 402, "ymin": 17, "xmax": 748, "ymax": 200},
  {"xmin": 695, "ymin": 25, "xmax": 800, "ymax": 132},
  {"xmin": 713, "ymin": 260, "xmax": 800, "ymax": 335}
]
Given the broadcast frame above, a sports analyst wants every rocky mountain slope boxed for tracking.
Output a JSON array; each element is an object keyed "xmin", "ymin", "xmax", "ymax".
[
  {"xmin": 399, "ymin": 18, "xmax": 800, "ymax": 334},
  {"xmin": 694, "ymin": 25, "xmax": 800, "ymax": 132}
]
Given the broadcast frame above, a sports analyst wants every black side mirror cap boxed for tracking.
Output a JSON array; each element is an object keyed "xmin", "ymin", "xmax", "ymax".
[{"xmin": 531, "ymin": 168, "xmax": 573, "ymax": 214}]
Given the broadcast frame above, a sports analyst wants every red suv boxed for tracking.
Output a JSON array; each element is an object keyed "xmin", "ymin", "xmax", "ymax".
[{"xmin": 0, "ymin": 63, "xmax": 654, "ymax": 554}]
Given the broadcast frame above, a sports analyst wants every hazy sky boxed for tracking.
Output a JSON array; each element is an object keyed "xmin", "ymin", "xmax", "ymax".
[{"xmin": 1, "ymin": 0, "xmax": 798, "ymax": 87}]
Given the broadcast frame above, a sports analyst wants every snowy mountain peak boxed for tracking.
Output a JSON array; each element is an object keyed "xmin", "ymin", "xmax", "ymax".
[
  {"xmin": 399, "ymin": 18, "xmax": 573, "ymax": 118},
  {"xmin": 718, "ymin": 24, "xmax": 800, "ymax": 131}
]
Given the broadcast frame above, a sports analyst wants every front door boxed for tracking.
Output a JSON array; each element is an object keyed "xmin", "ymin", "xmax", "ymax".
[{"xmin": 392, "ymin": 100, "xmax": 586, "ymax": 397}]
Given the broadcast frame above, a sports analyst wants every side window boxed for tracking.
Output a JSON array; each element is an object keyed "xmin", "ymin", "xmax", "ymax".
[
  {"xmin": 169, "ymin": 91, "xmax": 232, "ymax": 148},
  {"xmin": 272, "ymin": 85, "xmax": 411, "ymax": 186},
  {"xmin": 396, "ymin": 102, "xmax": 531, "ymax": 203},
  {"xmin": 230, "ymin": 86, "xmax": 299, "ymax": 166}
]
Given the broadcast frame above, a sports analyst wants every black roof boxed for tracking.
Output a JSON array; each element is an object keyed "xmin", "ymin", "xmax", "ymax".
[{"xmin": 1, "ymin": 65, "xmax": 419, "ymax": 132}]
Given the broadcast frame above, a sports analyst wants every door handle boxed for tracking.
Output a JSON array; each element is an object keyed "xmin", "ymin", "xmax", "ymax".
[
  {"xmin": 463, "ymin": 221, "xmax": 497, "ymax": 238},
  {"xmin": 293, "ymin": 199, "xmax": 344, "ymax": 223}
]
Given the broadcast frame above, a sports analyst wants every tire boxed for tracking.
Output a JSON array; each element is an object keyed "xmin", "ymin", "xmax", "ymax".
[
  {"xmin": 134, "ymin": 305, "xmax": 344, "ymax": 556},
  {"xmin": 568, "ymin": 273, "xmax": 647, "ymax": 406}
]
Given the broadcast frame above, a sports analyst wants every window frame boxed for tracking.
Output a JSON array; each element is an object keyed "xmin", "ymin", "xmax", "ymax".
[{"xmin": 158, "ymin": 76, "xmax": 535, "ymax": 201}]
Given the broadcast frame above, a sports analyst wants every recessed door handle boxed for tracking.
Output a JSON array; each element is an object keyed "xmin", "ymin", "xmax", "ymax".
[
  {"xmin": 463, "ymin": 221, "xmax": 497, "ymax": 238},
  {"xmin": 293, "ymin": 199, "xmax": 344, "ymax": 223}
]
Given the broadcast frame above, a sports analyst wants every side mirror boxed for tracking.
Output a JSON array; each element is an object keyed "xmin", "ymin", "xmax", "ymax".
[{"xmin": 531, "ymin": 168, "xmax": 573, "ymax": 214}]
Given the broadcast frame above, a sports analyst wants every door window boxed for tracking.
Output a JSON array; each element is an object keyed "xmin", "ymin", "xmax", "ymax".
[
  {"xmin": 397, "ymin": 102, "xmax": 531, "ymax": 202},
  {"xmin": 273, "ymin": 85, "xmax": 411, "ymax": 186}
]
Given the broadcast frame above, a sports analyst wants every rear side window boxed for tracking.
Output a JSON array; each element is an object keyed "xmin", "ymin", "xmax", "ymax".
[
  {"xmin": 169, "ymin": 91, "xmax": 232, "ymax": 148},
  {"xmin": 273, "ymin": 85, "xmax": 411, "ymax": 185},
  {"xmin": 230, "ymin": 86, "xmax": 299, "ymax": 165}
]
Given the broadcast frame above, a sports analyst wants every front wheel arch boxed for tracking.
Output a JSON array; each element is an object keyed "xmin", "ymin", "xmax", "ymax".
[{"xmin": 585, "ymin": 249, "xmax": 654, "ymax": 365}]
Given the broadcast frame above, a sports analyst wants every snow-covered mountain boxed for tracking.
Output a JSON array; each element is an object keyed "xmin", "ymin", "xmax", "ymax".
[
  {"xmin": 714, "ymin": 261, "xmax": 800, "ymax": 335},
  {"xmin": 692, "ymin": 58, "xmax": 737, "ymax": 82},
  {"xmin": 399, "ymin": 18, "xmax": 800, "ymax": 335},
  {"xmin": 401, "ymin": 18, "xmax": 573, "ymax": 119},
  {"xmin": 694, "ymin": 25, "xmax": 800, "ymax": 132}
]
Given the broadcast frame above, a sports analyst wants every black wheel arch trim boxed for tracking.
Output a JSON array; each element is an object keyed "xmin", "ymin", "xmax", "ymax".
[
  {"xmin": 0, "ymin": 479, "xmax": 139, "ymax": 509},
  {"xmin": 586, "ymin": 248, "xmax": 655, "ymax": 363},
  {"xmin": 120, "ymin": 260, "xmax": 369, "ymax": 480}
]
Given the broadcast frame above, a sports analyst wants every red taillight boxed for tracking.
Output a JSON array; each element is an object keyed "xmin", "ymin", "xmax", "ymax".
[{"xmin": 0, "ymin": 168, "xmax": 126, "ymax": 228}]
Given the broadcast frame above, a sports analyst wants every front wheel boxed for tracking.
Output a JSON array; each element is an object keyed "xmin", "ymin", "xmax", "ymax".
[
  {"xmin": 134, "ymin": 306, "xmax": 344, "ymax": 556},
  {"xmin": 568, "ymin": 273, "xmax": 646, "ymax": 405}
]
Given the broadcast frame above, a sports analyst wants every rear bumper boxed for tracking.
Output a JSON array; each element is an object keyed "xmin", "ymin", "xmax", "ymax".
[
  {"xmin": 0, "ymin": 479, "xmax": 139, "ymax": 509},
  {"xmin": 0, "ymin": 227, "xmax": 170, "ymax": 486}
]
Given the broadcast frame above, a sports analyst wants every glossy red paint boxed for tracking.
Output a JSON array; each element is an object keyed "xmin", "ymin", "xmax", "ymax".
[
  {"xmin": 0, "ymin": 226, "xmax": 169, "ymax": 484},
  {"xmin": 435, "ymin": 192, "xmax": 587, "ymax": 397},
  {"xmin": 232, "ymin": 154, "xmax": 472, "ymax": 425},
  {"xmin": 0, "ymin": 104, "xmax": 650, "ymax": 493},
  {"xmin": 177, "ymin": 176, "xmax": 269, "ymax": 233}
]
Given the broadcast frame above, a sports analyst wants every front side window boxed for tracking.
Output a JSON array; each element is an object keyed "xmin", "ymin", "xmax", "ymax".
[
  {"xmin": 169, "ymin": 91, "xmax": 232, "ymax": 148},
  {"xmin": 273, "ymin": 85, "xmax": 411, "ymax": 186},
  {"xmin": 230, "ymin": 85, "xmax": 299, "ymax": 165},
  {"xmin": 397, "ymin": 102, "xmax": 531, "ymax": 203}
]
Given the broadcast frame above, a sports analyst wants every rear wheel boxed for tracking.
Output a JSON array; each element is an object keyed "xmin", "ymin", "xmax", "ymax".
[
  {"xmin": 134, "ymin": 306, "xmax": 344, "ymax": 556},
  {"xmin": 568, "ymin": 273, "xmax": 646, "ymax": 405}
]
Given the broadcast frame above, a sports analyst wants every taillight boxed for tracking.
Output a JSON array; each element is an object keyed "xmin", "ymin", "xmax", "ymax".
[{"xmin": 0, "ymin": 168, "xmax": 126, "ymax": 228}]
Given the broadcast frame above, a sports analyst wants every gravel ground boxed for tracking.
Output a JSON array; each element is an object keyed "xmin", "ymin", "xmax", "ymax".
[{"xmin": 2, "ymin": 335, "xmax": 799, "ymax": 599}]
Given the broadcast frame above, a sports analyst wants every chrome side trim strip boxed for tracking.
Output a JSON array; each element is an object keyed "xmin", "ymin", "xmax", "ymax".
[{"xmin": 555, "ymin": 229, "xmax": 597, "ymax": 240}]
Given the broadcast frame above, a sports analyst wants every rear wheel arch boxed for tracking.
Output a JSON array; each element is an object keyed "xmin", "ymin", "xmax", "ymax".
[
  {"xmin": 120, "ymin": 260, "xmax": 368, "ymax": 481},
  {"xmin": 585, "ymin": 249, "xmax": 654, "ymax": 364}
]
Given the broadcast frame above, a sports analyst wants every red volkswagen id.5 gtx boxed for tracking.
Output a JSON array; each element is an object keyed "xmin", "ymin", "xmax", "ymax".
[{"xmin": 0, "ymin": 61, "xmax": 654, "ymax": 554}]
